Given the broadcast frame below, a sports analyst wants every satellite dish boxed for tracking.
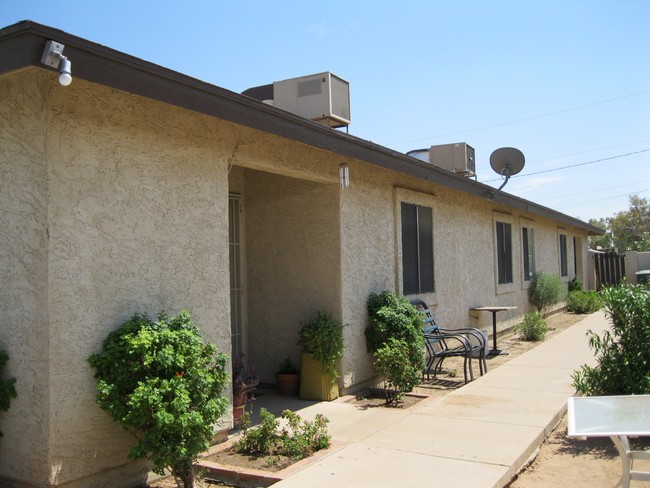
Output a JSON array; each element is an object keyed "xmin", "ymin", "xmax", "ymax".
[
  {"xmin": 490, "ymin": 147, "xmax": 525, "ymax": 176},
  {"xmin": 488, "ymin": 147, "xmax": 525, "ymax": 199}
]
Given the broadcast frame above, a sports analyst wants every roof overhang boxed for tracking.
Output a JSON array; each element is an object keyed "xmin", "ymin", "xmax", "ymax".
[{"xmin": 0, "ymin": 20, "xmax": 604, "ymax": 236}]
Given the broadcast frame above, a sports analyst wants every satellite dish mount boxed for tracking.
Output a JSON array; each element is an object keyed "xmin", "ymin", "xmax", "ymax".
[{"xmin": 488, "ymin": 147, "xmax": 525, "ymax": 200}]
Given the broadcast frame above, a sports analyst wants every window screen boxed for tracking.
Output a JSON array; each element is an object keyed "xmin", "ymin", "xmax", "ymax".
[
  {"xmin": 522, "ymin": 227, "xmax": 535, "ymax": 281},
  {"xmin": 401, "ymin": 203, "xmax": 434, "ymax": 295},
  {"xmin": 496, "ymin": 221, "xmax": 513, "ymax": 284},
  {"xmin": 560, "ymin": 234, "xmax": 568, "ymax": 277}
]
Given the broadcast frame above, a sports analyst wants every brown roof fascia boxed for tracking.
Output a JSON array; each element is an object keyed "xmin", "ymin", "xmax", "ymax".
[{"xmin": 0, "ymin": 21, "xmax": 604, "ymax": 235}]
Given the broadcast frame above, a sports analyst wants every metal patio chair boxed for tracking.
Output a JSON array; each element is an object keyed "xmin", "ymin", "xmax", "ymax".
[{"xmin": 411, "ymin": 299, "xmax": 488, "ymax": 384}]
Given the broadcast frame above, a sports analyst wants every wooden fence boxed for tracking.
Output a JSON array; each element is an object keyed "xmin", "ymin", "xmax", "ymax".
[{"xmin": 594, "ymin": 251, "xmax": 626, "ymax": 291}]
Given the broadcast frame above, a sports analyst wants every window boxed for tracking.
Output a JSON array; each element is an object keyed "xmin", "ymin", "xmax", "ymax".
[
  {"xmin": 573, "ymin": 237, "xmax": 578, "ymax": 276},
  {"xmin": 559, "ymin": 233, "xmax": 568, "ymax": 277},
  {"xmin": 496, "ymin": 221, "xmax": 513, "ymax": 284},
  {"xmin": 522, "ymin": 227, "xmax": 535, "ymax": 281},
  {"xmin": 401, "ymin": 202, "xmax": 434, "ymax": 294}
]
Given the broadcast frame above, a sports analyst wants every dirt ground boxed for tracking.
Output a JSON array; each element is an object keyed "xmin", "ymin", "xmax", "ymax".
[
  {"xmin": 154, "ymin": 311, "xmax": 641, "ymax": 488},
  {"xmin": 510, "ymin": 410, "xmax": 650, "ymax": 487}
]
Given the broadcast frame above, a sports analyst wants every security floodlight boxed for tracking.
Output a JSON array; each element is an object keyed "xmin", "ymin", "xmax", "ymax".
[{"xmin": 41, "ymin": 40, "xmax": 72, "ymax": 86}]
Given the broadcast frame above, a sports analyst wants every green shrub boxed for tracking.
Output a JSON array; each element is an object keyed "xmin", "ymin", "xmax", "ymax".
[
  {"xmin": 234, "ymin": 407, "xmax": 330, "ymax": 463},
  {"xmin": 528, "ymin": 272, "xmax": 565, "ymax": 316},
  {"xmin": 567, "ymin": 290, "xmax": 603, "ymax": 314},
  {"xmin": 88, "ymin": 311, "xmax": 228, "ymax": 488},
  {"xmin": 572, "ymin": 283, "xmax": 650, "ymax": 396},
  {"xmin": 365, "ymin": 291, "xmax": 425, "ymax": 372},
  {"xmin": 278, "ymin": 409, "xmax": 331, "ymax": 460},
  {"xmin": 568, "ymin": 277, "xmax": 582, "ymax": 292},
  {"xmin": 235, "ymin": 408, "xmax": 279, "ymax": 456},
  {"xmin": 515, "ymin": 312, "xmax": 549, "ymax": 341},
  {"xmin": 373, "ymin": 338, "xmax": 421, "ymax": 404},
  {"xmin": 0, "ymin": 350, "xmax": 17, "ymax": 437},
  {"xmin": 298, "ymin": 311, "xmax": 344, "ymax": 381}
]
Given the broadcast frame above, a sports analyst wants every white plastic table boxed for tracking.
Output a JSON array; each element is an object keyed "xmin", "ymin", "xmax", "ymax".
[{"xmin": 568, "ymin": 395, "xmax": 650, "ymax": 488}]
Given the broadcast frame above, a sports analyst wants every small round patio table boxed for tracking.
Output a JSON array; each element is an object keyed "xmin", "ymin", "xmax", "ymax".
[{"xmin": 470, "ymin": 306, "xmax": 517, "ymax": 355}]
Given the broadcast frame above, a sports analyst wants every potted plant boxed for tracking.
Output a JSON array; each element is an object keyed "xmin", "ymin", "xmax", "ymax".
[
  {"xmin": 298, "ymin": 310, "xmax": 344, "ymax": 401},
  {"xmin": 276, "ymin": 357, "xmax": 300, "ymax": 396},
  {"xmin": 232, "ymin": 357, "xmax": 259, "ymax": 424}
]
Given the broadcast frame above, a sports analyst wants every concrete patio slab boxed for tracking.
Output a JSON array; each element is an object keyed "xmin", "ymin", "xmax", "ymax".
[
  {"xmin": 362, "ymin": 413, "xmax": 544, "ymax": 470},
  {"xmin": 419, "ymin": 385, "xmax": 569, "ymax": 430},
  {"xmin": 273, "ymin": 442, "xmax": 511, "ymax": 488},
  {"xmin": 464, "ymin": 362, "xmax": 578, "ymax": 394},
  {"xmin": 283, "ymin": 400, "xmax": 411, "ymax": 444}
]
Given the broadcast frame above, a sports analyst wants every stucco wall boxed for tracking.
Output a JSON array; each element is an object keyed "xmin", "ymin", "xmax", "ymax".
[
  {"xmin": 46, "ymin": 77, "xmax": 233, "ymax": 486},
  {"xmin": 227, "ymin": 136, "xmax": 592, "ymax": 392},
  {"xmin": 2, "ymin": 70, "xmax": 234, "ymax": 487},
  {"xmin": 0, "ymin": 69, "xmax": 51, "ymax": 486},
  {"xmin": 244, "ymin": 169, "xmax": 341, "ymax": 384},
  {"xmin": 624, "ymin": 251, "xmax": 650, "ymax": 283},
  {"xmin": 338, "ymin": 161, "xmax": 400, "ymax": 386},
  {"xmin": 336, "ymin": 158, "xmax": 591, "ymax": 388}
]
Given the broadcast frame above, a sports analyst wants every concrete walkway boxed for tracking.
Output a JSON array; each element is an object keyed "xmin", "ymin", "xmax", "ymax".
[{"xmin": 271, "ymin": 311, "xmax": 609, "ymax": 488}]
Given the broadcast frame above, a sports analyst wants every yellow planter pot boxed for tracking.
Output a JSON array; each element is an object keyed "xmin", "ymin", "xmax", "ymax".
[{"xmin": 299, "ymin": 352, "xmax": 338, "ymax": 401}]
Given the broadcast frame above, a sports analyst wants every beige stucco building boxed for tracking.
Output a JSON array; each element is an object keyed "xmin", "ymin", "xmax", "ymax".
[{"xmin": 0, "ymin": 22, "xmax": 602, "ymax": 487}]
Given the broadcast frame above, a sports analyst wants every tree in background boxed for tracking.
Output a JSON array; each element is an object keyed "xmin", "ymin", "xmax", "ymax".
[
  {"xmin": 588, "ymin": 217, "xmax": 614, "ymax": 250},
  {"xmin": 589, "ymin": 195, "xmax": 650, "ymax": 252}
]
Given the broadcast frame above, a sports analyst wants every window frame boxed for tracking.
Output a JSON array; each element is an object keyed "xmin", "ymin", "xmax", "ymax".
[
  {"xmin": 496, "ymin": 221, "xmax": 513, "ymax": 285},
  {"xmin": 559, "ymin": 232, "xmax": 568, "ymax": 277},
  {"xmin": 493, "ymin": 213, "xmax": 516, "ymax": 294},
  {"xmin": 522, "ymin": 224, "xmax": 536, "ymax": 284},
  {"xmin": 400, "ymin": 202, "xmax": 435, "ymax": 295},
  {"xmin": 394, "ymin": 188, "xmax": 436, "ymax": 300}
]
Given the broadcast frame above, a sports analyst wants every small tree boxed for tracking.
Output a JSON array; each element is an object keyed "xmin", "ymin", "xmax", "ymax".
[
  {"xmin": 528, "ymin": 272, "xmax": 564, "ymax": 316},
  {"xmin": 373, "ymin": 338, "xmax": 420, "ymax": 404},
  {"xmin": 572, "ymin": 283, "xmax": 650, "ymax": 396},
  {"xmin": 366, "ymin": 292, "xmax": 425, "ymax": 400},
  {"xmin": 0, "ymin": 350, "xmax": 17, "ymax": 437},
  {"xmin": 88, "ymin": 311, "xmax": 228, "ymax": 488},
  {"xmin": 366, "ymin": 291, "xmax": 425, "ymax": 371}
]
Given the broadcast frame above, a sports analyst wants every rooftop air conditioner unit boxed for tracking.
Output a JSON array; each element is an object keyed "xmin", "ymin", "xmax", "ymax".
[
  {"xmin": 408, "ymin": 143, "xmax": 476, "ymax": 177},
  {"xmin": 242, "ymin": 72, "xmax": 351, "ymax": 128}
]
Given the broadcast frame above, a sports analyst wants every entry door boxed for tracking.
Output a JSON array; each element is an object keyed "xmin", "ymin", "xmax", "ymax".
[{"xmin": 229, "ymin": 195, "xmax": 245, "ymax": 361}]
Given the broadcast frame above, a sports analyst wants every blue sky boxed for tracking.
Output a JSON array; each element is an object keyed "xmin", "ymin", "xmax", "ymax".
[{"xmin": 2, "ymin": 1, "xmax": 649, "ymax": 222}]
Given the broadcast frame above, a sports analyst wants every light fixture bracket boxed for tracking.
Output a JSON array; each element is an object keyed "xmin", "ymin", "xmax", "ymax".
[{"xmin": 41, "ymin": 40, "xmax": 66, "ymax": 68}]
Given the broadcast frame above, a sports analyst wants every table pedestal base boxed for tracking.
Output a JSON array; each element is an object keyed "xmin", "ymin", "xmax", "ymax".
[{"xmin": 489, "ymin": 349, "xmax": 508, "ymax": 356}]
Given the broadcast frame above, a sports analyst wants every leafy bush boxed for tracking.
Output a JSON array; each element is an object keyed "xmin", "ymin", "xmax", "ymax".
[
  {"xmin": 373, "ymin": 338, "xmax": 420, "ymax": 404},
  {"xmin": 234, "ymin": 407, "xmax": 330, "ymax": 463},
  {"xmin": 365, "ymin": 291, "xmax": 425, "ymax": 371},
  {"xmin": 298, "ymin": 311, "xmax": 344, "ymax": 381},
  {"xmin": 88, "ymin": 311, "xmax": 228, "ymax": 488},
  {"xmin": 567, "ymin": 290, "xmax": 603, "ymax": 314},
  {"xmin": 234, "ymin": 408, "xmax": 279, "ymax": 456},
  {"xmin": 515, "ymin": 312, "xmax": 549, "ymax": 341},
  {"xmin": 528, "ymin": 272, "xmax": 565, "ymax": 316},
  {"xmin": 0, "ymin": 350, "xmax": 17, "ymax": 437},
  {"xmin": 572, "ymin": 283, "xmax": 650, "ymax": 396},
  {"xmin": 568, "ymin": 277, "xmax": 582, "ymax": 292},
  {"xmin": 278, "ymin": 409, "xmax": 331, "ymax": 460}
]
